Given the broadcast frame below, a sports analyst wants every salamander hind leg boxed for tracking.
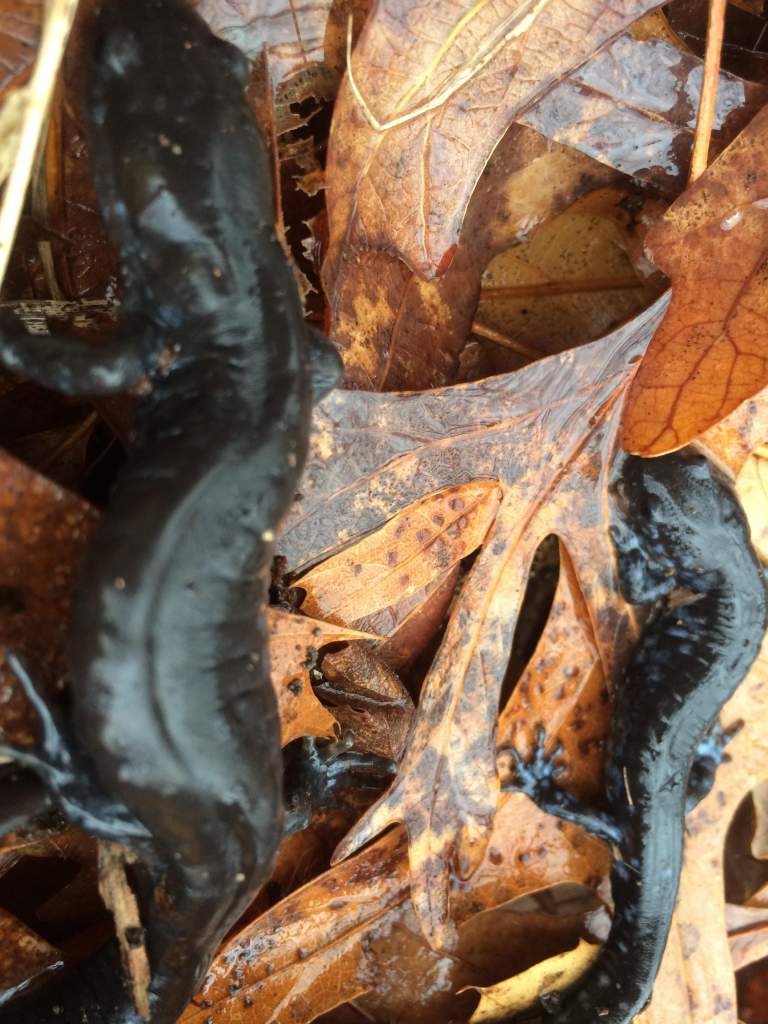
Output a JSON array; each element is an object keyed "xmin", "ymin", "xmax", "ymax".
[
  {"xmin": 0, "ymin": 652, "xmax": 148, "ymax": 842},
  {"xmin": 686, "ymin": 719, "xmax": 742, "ymax": 812},
  {"xmin": 499, "ymin": 726, "xmax": 621, "ymax": 845},
  {"xmin": 307, "ymin": 327, "xmax": 344, "ymax": 403},
  {"xmin": 284, "ymin": 735, "xmax": 397, "ymax": 834}
]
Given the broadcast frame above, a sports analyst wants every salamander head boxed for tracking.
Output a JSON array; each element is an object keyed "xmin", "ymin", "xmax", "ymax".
[
  {"xmin": 87, "ymin": 0, "xmax": 274, "ymax": 326},
  {"xmin": 611, "ymin": 450, "xmax": 753, "ymax": 597}
]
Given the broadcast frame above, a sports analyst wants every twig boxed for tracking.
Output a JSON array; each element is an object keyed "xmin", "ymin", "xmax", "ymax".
[
  {"xmin": 470, "ymin": 321, "xmax": 542, "ymax": 360},
  {"xmin": 479, "ymin": 277, "xmax": 644, "ymax": 299},
  {"xmin": 689, "ymin": 0, "xmax": 728, "ymax": 183},
  {"xmin": 0, "ymin": 0, "xmax": 80, "ymax": 289},
  {"xmin": 98, "ymin": 843, "xmax": 151, "ymax": 1020}
]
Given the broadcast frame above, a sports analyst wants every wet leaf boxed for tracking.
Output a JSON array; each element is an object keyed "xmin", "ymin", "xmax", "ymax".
[
  {"xmin": 622, "ymin": 103, "xmax": 768, "ymax": 455},
  {"xmin": 279, "ymin": 298, "xmax": 669, "ymax": 946},
  {"xmin": 331, "ymin": 123, "xmax": 622, "ymax": 390},
  {"xmin": 299, "ymin": 482, "xmax": 501, "ymax": 624},
  {"xmin": 319, "ymin": 644, "xmax": 414, "ymax": 760},
  {"xmin": 182, "ymin": 798, "xmax": 608, "ymax": 1023},
  {"xmin": 324, "ymin": 0, "xmax": 665, "ymax": 283},
  {"xmin": 467, "ymin": 938, "xmax": 600, "ymax": 1021},
  {"xmin": 267, "ymin": 608, "xmax": 378, "ymax": 747},
  {"xmin": 519, "ymin": 30, "xmax": 768, "ymax": 193}
]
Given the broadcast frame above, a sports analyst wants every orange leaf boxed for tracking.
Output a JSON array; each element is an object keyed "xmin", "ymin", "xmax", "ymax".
[
  {"xmin": 299, "ymin": 482, "xmax": 501, "ymax": 624},
  {"xmin": 267, "ymin": 608, "xmax": 379, "ymax": 747},
  {"xmin": 622, "ymin": 104, "xmax": 768, "ymax": 455}
]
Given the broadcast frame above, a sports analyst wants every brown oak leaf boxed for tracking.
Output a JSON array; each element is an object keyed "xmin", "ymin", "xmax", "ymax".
[{"xmin": 622, "ymin": 102, "xmax": 768, "ymax": 455}]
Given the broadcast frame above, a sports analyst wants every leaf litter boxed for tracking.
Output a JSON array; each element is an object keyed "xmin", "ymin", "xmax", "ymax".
[{"xmin": 0, "ymin": 1, "xmax": 768, "ymax": 1022}]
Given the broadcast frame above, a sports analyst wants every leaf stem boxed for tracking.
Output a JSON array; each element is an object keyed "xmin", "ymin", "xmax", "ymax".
[{"xmin": 689, "ymin": 0, "xmax": 727, "ymax": 183}]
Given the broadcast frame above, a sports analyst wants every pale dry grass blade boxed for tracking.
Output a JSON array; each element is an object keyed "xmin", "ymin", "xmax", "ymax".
[{"xmin": 0, "ymin": 0, "xmax": 79, "ymax": 288}]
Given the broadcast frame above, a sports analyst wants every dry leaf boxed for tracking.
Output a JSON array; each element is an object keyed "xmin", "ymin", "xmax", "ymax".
[{"xmin": 622, "ymin": 102, "xmax": 768, "ymax": 455}]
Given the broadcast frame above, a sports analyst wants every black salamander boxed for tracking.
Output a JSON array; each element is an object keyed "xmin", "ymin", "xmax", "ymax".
[
  {"xmin": 501, "ymin": 450, "xmax": 767, "ymax": 1023},
  {"xmin": 0, "ymin": 0, "xmax": 388, "ymax": 1020}
]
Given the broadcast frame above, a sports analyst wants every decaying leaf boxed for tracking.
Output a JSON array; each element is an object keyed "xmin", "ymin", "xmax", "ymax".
[
  {"xmin": 623, "ymin": 102, "xmax": 768, "ymax": 455},
  {"xmin": 474, "ymin": 185, "xmax": 665, "ymax": 365},
  {"xmin": 330, "ymin": 123, "xmax": 622, "ymax": 390},
  {"xmin": 183, "ymin": 797, "xmax": 609, "ymax": 1023}
]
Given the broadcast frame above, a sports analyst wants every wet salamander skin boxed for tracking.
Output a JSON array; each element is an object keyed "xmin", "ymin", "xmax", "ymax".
[
  {"xmin": 504, "ymin": 451, "xmax": 767, "ymax": 1023},
  {"xmin": 0, "ymin": 0, "xmax": 339, "ymax": 1020}
]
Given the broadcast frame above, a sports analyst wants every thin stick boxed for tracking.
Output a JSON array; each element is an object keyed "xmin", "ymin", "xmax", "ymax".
[
  {"xmin": 479, "ymin": 277, "xmax": 644, "ymax": 299},
  {"xmin": 471, "ymin": 321, "xmax": 542, "ymax": 360},
  {"xmin": 688, "ymin": 0, "xmax": 727, "ymax": 183},
  {"xmin": 0, "ymin": 0, "xmax": 80, "ymax": 289}
]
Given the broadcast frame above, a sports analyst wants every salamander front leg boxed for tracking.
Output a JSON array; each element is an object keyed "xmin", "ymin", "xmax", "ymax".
[
  {"xmin": 284, "ymin": 735, "xmax": 398, "ymax": 834},
  {"xmin": 499, "ymin": 726, "xmax": 622, "ymax": 845},
  {"xmin": 0, "ymin": 309, "xmax": 158, "ymax": 396}
]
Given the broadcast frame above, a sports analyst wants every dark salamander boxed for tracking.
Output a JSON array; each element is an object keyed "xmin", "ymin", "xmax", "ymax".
[
  {"xmin": 502, "ymin": 450, "xmax": 767, "ymax": 1024},
  {"xmin": 0, "ymin": 0, "xmax": 357, "ymax": 1020}
]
